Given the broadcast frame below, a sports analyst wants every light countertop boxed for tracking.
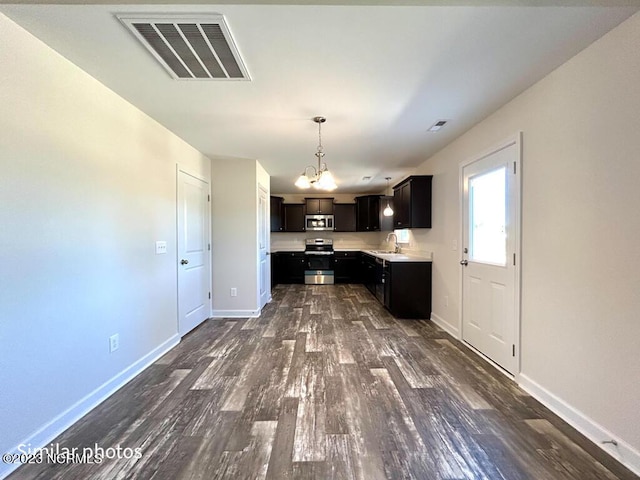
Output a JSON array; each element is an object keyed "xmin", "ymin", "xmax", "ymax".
[
  {"xmin": 361, "ymin": 250, "xmax": 432, "ymax": 263},
  {"xmin": 271, "ymin": 248, "xmax": 432, "ymax": 262}
]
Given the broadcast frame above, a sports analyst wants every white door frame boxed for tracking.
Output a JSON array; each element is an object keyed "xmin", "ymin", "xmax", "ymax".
[
  {"xmin": 458, "ymin": 132, "xmax": 522, "ymax": 377},
  {"xmin": 176, "ymin": 165, "xmax": 212, "ymax": 335}
]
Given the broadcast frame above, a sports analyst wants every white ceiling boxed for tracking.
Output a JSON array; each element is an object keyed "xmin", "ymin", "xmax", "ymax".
[{"xmin": 2, "ymin": 2, "xmax": 638, "ymax": 193}]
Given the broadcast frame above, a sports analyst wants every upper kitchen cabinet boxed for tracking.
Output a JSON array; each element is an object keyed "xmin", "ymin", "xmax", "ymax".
[
  {"xmin": 305, "ymin": 198, "xmax": 334, "ymax": 215},
  {"xmin": 333, "ymin": 203, "xmax": 356, "ymax": 232},
  {"xmin": 270, "ymin": 196, "xmax": 284, "ymax": 232},
  {"xmin": 283, "ymin": 203, "xmax": 306, "ymax": 232},
  {"xmin": 356, "ymin": 195, "xmax": 393, "ymax": 232},
  {"xmin": 393, "ymin": 175, "xmax": 433, "ymax": 229},
  {"xmin": 356, "ymin": 195, "xmax": 380, "ymax": 231}
]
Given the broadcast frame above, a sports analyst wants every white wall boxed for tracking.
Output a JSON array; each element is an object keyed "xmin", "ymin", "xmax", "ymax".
[
  {"xmin": 412, "ymin": 12, "xmax": 640, "ymax": 471},
  {"xmin": 211, "ymin": 158, "xmax": 269, "ymax": 316},
  {"xmin": 0, "ymin": 12, "xmax": 210, "ymax": 473}
]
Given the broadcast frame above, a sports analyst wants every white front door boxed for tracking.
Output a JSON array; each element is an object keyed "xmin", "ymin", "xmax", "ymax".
[
  {"xmin": 258, "ymin": 184, "xmax": 270, "ymax": 309},
  {"xmin": 461, "ymin": 138, "xmax": 520, "ymax": 374},
  {"xmin": 177, "ymin": 169, "xmax": 211, "ymax": 336}
]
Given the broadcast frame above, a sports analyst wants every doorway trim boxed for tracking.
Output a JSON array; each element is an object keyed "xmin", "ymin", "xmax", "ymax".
[{"xmin": 458, "ymin": 132, "xmax": 522, "ymax": 377}]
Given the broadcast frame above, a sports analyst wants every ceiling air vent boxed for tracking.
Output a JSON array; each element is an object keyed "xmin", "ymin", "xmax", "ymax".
[
  {"xmin": 427, "ymin": 120, "xmax": 448, "ymax": 132},
  {"xmin": 117, "ymin": 14, "xmax": 250, "ymax": 81}
]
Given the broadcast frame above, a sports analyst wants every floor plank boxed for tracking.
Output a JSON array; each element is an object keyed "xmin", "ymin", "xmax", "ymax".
[{"xmin": 8, "ymin": 284, "xmax": 638, "ymax": 480}]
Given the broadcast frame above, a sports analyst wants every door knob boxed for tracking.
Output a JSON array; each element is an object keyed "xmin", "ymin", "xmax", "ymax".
[
  {"xmin": 181, "ymin": 259, "xmax": 189, "ymax": 265},
  {"xmin": 460, "ymin": 259, "xmax": 468, "ymax": 266}
]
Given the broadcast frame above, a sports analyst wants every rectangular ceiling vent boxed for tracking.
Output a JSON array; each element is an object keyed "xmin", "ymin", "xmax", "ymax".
[
  {"xmin": 427, "ymin": 120, "xmax": 448, "ymax": 132},
  {"xmin": 117, "ymin": 14, "xmax": 250, "ymax": 81}
]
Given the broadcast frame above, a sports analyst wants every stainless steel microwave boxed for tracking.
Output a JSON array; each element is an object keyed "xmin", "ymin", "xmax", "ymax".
[{"xmin": 305, "ymin": 214, "xmax": 334, "ymax": 231}]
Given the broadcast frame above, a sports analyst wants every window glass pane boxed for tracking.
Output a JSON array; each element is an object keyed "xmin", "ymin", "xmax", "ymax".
[
  {"xmin": 394, "ymin": 229, "xmax": 410, "ymax": 244},
  {"xmin": 469, "ymin": 167, "xmax": 506, "ymax": 265}
]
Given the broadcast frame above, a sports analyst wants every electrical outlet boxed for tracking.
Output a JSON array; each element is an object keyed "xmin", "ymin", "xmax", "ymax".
[
  {"xmin": 444, "ymin": 295, "xmax": 449, "ymax": 308},
  {"xmin": 230, "ymin": 288, "xmax": 237, "ymax": 297},
  {"xmin": 155, "ymin": 241, "xmax": 167, "ymax": 255},
  {"xmin": 452, "ymin": 239, "xmax": 457, "ymax": 251},
  {"xmin": 109, "ymin": 334, "xmax": 119, "ymax": 353}
]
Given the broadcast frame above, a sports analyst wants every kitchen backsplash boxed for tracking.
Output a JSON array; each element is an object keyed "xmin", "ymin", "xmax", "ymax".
[
  {"xmin": 271, "ymin": 231, "xmax": 385, "ymax": 251},
  {"xmin": 396, "ymin": 229, "xmax": 434, "ymax": 259},
  {"xmin": 272, "ymin": 231, "xmax": 432, "ymax": 259}
]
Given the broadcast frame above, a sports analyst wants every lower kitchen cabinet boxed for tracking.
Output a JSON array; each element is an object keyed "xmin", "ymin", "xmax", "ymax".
[
  {"xmin": 386, "ymin": 261, "xmax": 432, "ymax": 319},
  {"xmin": 273, "ymin": 252, "xmax": 306, "ymax": 284},
  {"xmin": 333, "ymin": 251, "xmax": 360, "ymax": 283},
  {"xmin": 360, "ymin": 252, "xmax": 377, "ymax": 295},
  {"xmin": 271, "ymin": 252, "xmax": 278, "ymax": 287},
  {"xmin": 272, "ymin": 251, "xmax": 431, "ymax": 319}
]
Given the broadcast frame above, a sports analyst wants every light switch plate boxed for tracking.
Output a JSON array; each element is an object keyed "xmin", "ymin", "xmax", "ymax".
[{"xmin": 155, "ymin": 241, "xmax": 167, "ymax": 255}]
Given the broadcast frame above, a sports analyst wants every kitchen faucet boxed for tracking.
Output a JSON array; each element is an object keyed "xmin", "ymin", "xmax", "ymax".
[{"xmin": 386, "ymin": 232, "xmax": 400, "ymax": 253}]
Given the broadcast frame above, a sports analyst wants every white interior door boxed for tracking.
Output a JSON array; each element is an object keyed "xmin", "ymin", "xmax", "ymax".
[
  {"xmin": 461, "ymin": 139, "xmax": 520, "ymax": 374},
  {"xmin": 258, "ymin": 185, "xmax": 270, "ymax": 309},
  {"xmin": 177, "ymin": 169, "xmax": 211, "ymax": 336}
]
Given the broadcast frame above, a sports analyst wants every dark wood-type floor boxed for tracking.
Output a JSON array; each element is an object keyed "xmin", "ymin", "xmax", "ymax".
[{"xmin": 10, "ymin": 284, "xmax": 638, "ymax": 480}]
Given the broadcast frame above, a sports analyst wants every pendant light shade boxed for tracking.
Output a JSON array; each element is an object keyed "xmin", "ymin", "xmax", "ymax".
[
  {"xmin": 294, "ymin": 116, "xmax": 337, "ymax": 191},
  {"xmin": 383, "ymin": 177, "xmax": 394, "ymax": 216},
  {"xmin": 295, "ymin": 174, "xmax": 311, "ymax": 189}
]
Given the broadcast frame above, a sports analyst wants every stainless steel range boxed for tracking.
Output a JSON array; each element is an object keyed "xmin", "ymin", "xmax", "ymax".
[{"xmin": 304, "ymin": 238, "xmax": 335, "ymax": 285}]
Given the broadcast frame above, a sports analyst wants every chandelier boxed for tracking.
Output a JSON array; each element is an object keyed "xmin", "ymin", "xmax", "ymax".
[{"xmin": 294, "ymin": 116, "xmax": 337, "ymax": 191}]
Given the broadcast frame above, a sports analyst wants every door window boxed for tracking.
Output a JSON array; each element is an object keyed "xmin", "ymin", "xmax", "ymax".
[{"xmin": 469, "ymin": 166, "xmax": 506, "ymax": 266}]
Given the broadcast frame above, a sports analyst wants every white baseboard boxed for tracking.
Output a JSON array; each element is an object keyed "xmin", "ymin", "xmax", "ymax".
[
  {"xmin": 519, "ymin": 373, "xmax": 640, "ymax": 477},
  {"xmin": 0, "ymin": 334, "xmax": 180, "ymax": 480},
  {"xmin": 430, "ymin": 312, "xmax": 460, "ymax": 338},
  {"xmin": 211, "ymin": 309, "xmax": 261, "ymax": 318}
]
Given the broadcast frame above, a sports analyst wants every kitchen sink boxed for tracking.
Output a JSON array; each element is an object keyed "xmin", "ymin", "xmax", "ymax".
[{"xmin": 368, "ymin": 250, "xmax": 398, "ymax": 254}]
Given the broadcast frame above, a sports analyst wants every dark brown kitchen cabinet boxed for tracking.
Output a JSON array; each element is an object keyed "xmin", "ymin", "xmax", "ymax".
[
  {"xmin": 386, "ymin": 261, "xmax": 432, "ymax": 318},
  {"xmin": 355, "ymin": 195, "xmax": 394, "ymax": 232},
  {"xmin": 333, "ymin": 203, "xmax": 356, "ymax": 232},
  {"xmin": 333, "ymin": 251, "xmax": 360, "ymax": 283},
  {"xmin": 271, "ymin": 252, "xmax": 279, "ymax": 287},
  {"xmin": 305, "ymin": 198, "xmax": 334, "ymax": 214},
  {"xmin": 356, "ymin": 195, "xmax": 380, "ymax": 231},
  {"xmin": 274, "ymin": 252, "xmax": 306, "ymax": 284},
  {"xmin": 283, "ymin": 204, "xmax": 305, "ymax": 232},
  {"xmin": 360, "ymin": 252, "xmax": 378, "ymax": 293},
  {"xmin": 393, "ymin": 175, "xmax": 432, "ymax": 229},
  {"xmin": 270, "ymin": 196, "xmax": 284, "ymax": 232}
]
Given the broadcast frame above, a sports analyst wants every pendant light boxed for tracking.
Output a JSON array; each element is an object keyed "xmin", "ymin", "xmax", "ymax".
[
  {"xmin": 294, "ymin": 116, "xmax": 337, "ymax": 191},
  {"xmin": 383, "ymin": 177, "xmax": 394, "ymax": 216}
]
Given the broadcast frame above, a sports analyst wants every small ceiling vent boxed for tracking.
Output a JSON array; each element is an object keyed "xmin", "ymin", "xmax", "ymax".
[
  {"xmin": 427, "ymin": 120, "xmax": 448, "ymax": 132},
  {"xmin": 118, "ymin": 14, "xmax": 250, "ymax": 81}
]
